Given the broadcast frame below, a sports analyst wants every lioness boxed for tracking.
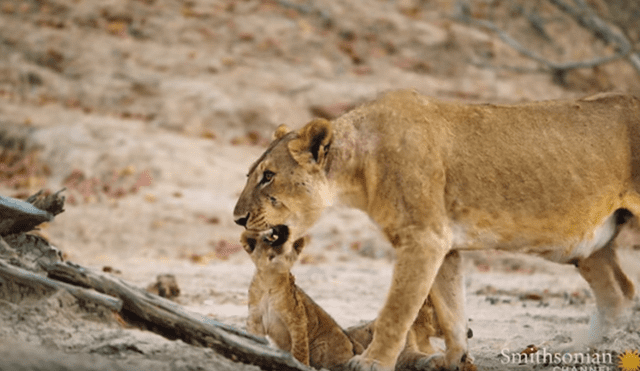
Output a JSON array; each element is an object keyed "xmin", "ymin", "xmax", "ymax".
[
  {"xmin": 241, "ymin": 230, "xmax": 364, "ymax": 370},
  {"xmin": 234, "ymin": 90, "xmax": 640, "ymax": 370}
]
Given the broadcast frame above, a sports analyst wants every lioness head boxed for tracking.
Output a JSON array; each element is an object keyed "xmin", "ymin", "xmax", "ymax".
[
  {"xmin": 241, "ymin": 229, "xmax": 307, "ymax": 273},
  {"xmin": 233, "ymin": 119, "xmax": 334, "ymax": 242}
]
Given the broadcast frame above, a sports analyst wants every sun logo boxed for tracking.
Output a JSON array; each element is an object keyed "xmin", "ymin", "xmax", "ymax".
[{"xmin": 619, "ymin": 350, "xmax": 640, "ymax": 371}]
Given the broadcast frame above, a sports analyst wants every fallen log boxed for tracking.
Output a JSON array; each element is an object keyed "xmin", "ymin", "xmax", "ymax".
[
  {"xmin": 0, "ymin": 189, "xmax": 311, "ymax": 371},
  {"xmin": 0, "ymin": 260, "xmax": 122, "ymax": 311},
  {"xmin": 45, "ymin": 261, "xmax": 313, "ymax": 371}
]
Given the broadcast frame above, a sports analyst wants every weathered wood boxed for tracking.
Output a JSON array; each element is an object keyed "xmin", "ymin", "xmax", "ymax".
[
  {"xmin": 1, "ymin": 233, "xmax": 63, "ymax": 273},
  {"xmin": 26, "ymin": 188, "xmax": 66, "ymax": 217},
  {"xmin": 45, "ymin": 262, "xmax": 314, "ymax": 371},
  {"xmin": 0, "ymin": 188, "xmax": 66, "ymax": 236},
  {"xmin": 0, "ymin": 260, "xmax": 122, "ymax": 311},
  {"xmin": 0, "ymin": 195, "xmax": 52, "ymax": 236}
]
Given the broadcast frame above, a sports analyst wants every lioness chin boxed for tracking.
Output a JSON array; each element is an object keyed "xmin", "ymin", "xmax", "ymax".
[{"xmin": 234, "ymin": 90, "xmax": 640, "ymax": 371}]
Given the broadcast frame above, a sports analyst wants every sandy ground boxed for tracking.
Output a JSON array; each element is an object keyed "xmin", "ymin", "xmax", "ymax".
[{"xmin": 1, "ymin": 0, "xmax": 640, "ymax": 370}]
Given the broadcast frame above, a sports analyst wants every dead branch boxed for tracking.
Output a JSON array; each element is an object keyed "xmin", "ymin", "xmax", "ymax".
[
  {"xmin": 45, "ymin": 261, "xmax": 313, "ymax": 371},
  {"xmin": 0, "ymin": 195, "xmax": 52, "ymax": 236},
  {"xmin": 548, "ymin": 0, "xmax": 625, "ymax": 45},
  {"xmin": 275, "ymin": 0, "xmax": 333, "ymax": 27},
  {"xmin": 546, "ymin": 0, "xmax": 640, "ymax": 74},
  {"xmin": 454, "ymin": 0, "xmax": 635, "ymax": 73},
  {"xmin": 629, "ymin": 53, "xmax": 640, "ymax": 73},
  {"xmin": 0, "ymin": 189, "xmax": 65, "ymax": 236},
  {"xmin": 0, "ymin": 260, "xmax": 122, "ymax": 311},
  {"xmin": 26, "ymin": 188, "xmax": 66, "ymax": 217},
  {"xmin": 512, "ymin": 4, "xmax": 553, "ymax": 41}
]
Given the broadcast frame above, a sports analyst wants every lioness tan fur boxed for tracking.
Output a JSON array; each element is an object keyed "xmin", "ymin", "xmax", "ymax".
[
  {"xmin": 234, "ymin": 90, "xmax": 640, "ymax": 371},
  {"xmin": 241, "ymin": 230, "xmax": 363, "ymax": 369}
]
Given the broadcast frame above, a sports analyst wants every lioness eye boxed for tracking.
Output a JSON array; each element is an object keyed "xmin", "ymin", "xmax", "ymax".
[{"xmin": 260, "ymin": 170, "xmax": 275, "ymax": 184}]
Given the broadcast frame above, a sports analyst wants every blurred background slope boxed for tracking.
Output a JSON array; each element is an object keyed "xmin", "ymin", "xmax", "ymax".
[{"xmin": 0, "ymin": 0, "xmax": 639, "ymax": 263}]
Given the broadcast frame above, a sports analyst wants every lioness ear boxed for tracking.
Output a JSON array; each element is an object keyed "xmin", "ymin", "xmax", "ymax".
[
  {"xmin": 273, "ymin": 124, "xmax": 291, "ymax": 140},
  {"xmin": 288, "ymin": 118, "xmax": 333, "ymax": 166},
  {"xmin": 292, "ymin": 236, "xmax": 307, "ymax": 255}
]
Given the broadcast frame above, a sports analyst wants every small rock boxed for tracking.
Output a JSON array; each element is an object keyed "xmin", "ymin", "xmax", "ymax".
[{"xmin": 146, "ymin": 274, "xmax": 180, "ymax": 300}]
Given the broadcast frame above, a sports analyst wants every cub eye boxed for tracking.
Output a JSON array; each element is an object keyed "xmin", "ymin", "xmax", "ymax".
[{"xmin": 260, "ymin": 170, "xmax": 275, "ymax": 185}]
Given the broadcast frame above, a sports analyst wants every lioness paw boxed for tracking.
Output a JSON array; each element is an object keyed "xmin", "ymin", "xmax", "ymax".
[
  {"xmin": 402, "ymin": 353, "xmax": 445, "ymax": 371},
  {"xmin": 345, "ymin": 355, "xmax": 392, "ymax": 371},
  {"xmin": 396, "ymin": 352, "xmax": 475, "ymax": 371}
]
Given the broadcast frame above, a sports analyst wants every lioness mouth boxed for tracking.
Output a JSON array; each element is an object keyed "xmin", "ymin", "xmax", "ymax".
[{"xmin": 263, "ymin": 224, "xmax": 289, "ymax": 248}]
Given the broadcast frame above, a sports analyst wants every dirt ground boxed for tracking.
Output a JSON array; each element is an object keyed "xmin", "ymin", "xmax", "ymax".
[{"xmin": 1, "ymin": 0, "xmax": 640, "ymax": 370}]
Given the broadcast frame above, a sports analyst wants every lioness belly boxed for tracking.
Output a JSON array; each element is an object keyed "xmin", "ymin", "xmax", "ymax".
[{"xmin": 450, "ymin": 210, "xmax": 619, "ymax": 263}]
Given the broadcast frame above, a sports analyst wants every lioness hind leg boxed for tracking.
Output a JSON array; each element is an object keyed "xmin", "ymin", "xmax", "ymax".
[{"xmin": 577, "ymin": 240, "xmax": 635, "ymax": 328}]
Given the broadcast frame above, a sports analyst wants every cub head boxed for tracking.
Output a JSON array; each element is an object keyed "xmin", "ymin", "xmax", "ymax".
[
  {"xmin": 233, "ymin": 118, "xmax": 334, "ymax": 241},
  {"xmin": 241, "ymin": 229, "xmax": 307, "ymax": 273}
]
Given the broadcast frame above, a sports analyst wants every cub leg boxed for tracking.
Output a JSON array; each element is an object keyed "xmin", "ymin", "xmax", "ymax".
[
  {"xmin": 405, "ymin": 296, "xmax": 441, "ymax": 355},
  {"xmin": 277, "ymin": 291, "xmax": 311, "ymax": 365},
  {"xmin": 311, "ymin": 329, "xmax": 359, "ymax": 370},
  {"xmin": 247, "ymin": 281, "xmax": 266, "ymax": 336},
  {"xmin": 289, "ymin": 319, "xmax": 311, "ymax": 366},
  {"xmin": 345, "ymin": 320, "xmax": 374, "ymax": 352},
  {"xmin": 246, "ymin": 308, "xmax": 265, "ymax": 336}
]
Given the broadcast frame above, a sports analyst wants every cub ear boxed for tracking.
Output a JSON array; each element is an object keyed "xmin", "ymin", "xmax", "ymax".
[
  {"xmin": 292, "ymin": 236, "xmax": 308, "ymax": 255},
  {"xmin": 288, "ymin": 118, "xmax": 333, "ymax": 167},
  {"xmin": 273, "ymin": 124, "xmax": 291, "ymax": 140},
  {"xmin": 240, "ymin": 233, "xmax": 258, "ymax": 254}
]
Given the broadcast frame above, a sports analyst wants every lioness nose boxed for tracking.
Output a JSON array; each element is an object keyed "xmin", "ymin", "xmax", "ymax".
[{"xmin": 234, "ymin": 213, "xmax": 249, "ymax": 227}]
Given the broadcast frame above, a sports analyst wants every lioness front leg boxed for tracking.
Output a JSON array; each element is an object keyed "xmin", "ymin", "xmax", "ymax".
[
  {"xmin": 347, "ymin": 230, "xmax": 450, "ymax": 371},
  {"xmin": 398, "ymin": 251, "xmax": 470, "ymax": 371}
]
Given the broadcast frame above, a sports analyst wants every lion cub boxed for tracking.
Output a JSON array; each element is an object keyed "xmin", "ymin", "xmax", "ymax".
[{"xmin": 241, "ymin": 230, "xmax": 363, "ymax": 369}]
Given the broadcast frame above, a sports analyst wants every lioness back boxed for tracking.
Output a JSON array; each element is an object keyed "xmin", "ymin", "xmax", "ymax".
[{"xmin": 331, "ymin": 90, "xmax": 640, "ymax": 261}]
